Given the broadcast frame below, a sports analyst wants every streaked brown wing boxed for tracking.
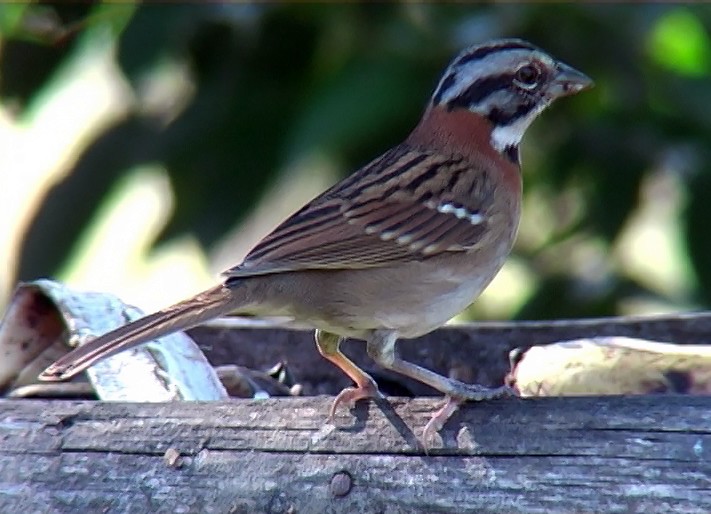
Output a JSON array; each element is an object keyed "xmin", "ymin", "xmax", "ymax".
[{"xmin": 223, "ymin": 145, "xmax": 493, "ymax": 278}]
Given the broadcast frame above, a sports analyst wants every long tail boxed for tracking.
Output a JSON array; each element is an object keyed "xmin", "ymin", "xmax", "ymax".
[{"xmin": 39, "ymin": 284, "xmax": 237, "ymax": 382}]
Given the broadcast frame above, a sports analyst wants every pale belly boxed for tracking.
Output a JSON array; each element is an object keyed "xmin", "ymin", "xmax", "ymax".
[
  {"xmin": 369, "ymin": 270, "xmax": 494, "ymax": 338},
  {"xmin": 278, "ymin": 256, "xmax": 507, "ymax": 340},
  {"xmin": 240, "ymin": 241, "xmax": 513, "ymax": 341}
]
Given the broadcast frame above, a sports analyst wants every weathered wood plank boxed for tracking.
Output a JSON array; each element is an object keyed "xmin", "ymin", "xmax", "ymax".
[
  {"xmin": 1, "ymin": 396, "xmax": 710, "ymax": 513},
  {"xmin": 3, "ymin": 316, "xmax": 711, "ymax": 512}
]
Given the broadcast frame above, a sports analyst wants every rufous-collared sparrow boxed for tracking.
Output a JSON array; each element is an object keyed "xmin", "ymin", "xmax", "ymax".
[{"xmin": 40, "ymin": 39, "xmax": 592, "ymax": 440}]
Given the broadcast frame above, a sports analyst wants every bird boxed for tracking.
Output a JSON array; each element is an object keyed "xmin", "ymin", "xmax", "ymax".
[{"xmin": 40, "ymin": 39, "xmax": 592, "ymax": 438}]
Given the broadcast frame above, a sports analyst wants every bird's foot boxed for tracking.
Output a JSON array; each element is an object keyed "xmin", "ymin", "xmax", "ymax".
[
  {"xmin": 421, "ymin": 396, "xmax": 462, "ymax": 451},
  {"xmin": 452, "ymin": 383, "xmax": 517, "ymax": 401},
  {"xmin": 327, "ymin": 377, "xmax": 383, "ymax": 422},
  {"xmin": 421, "ymin": 385, "xmax": 517, "ymax": 451}
]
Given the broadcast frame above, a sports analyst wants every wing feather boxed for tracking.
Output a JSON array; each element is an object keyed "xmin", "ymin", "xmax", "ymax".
[{"xmin": 224, "ymin": 145, "xmax": 497, "ymax": 278}]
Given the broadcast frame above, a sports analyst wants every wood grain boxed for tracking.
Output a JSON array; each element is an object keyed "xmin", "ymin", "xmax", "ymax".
[
  {"xmin": 4, "ymin": 314, "xmax": 711, "ymax": 513},
  {"xmin": 1, "ymin": 396, "xmax": 710, "ymax": 514}
]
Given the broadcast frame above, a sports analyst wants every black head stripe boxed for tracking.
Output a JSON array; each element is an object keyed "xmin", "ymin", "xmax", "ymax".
[
  {"xmin": 487, "ymin": 101, "xmax": 536, "ymax": 126},
  {"xmin": 446, "ymin": 73, "xmax": 515, "ymax": 111},
  {"xmin": 453, "ymin": 40, "xmax": 538, "ymax": 67},
  {"xmin": 432, "ymin": 72, "xmax": 457, "ymax": 105}
]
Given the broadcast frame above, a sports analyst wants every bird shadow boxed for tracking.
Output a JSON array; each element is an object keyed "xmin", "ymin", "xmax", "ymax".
[{"xmin": 335, "ymin": 396, "xmax": 422, "ymax": 450}]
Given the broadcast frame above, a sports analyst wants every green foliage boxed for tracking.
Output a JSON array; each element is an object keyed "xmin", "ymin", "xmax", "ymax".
[
  {"xmin": 2, "ymin": 4, "xmax": 710, "ymax": 320},
  {"xmin": 649, "ymin": 8, "xmax": 711, "ymax": 76}
]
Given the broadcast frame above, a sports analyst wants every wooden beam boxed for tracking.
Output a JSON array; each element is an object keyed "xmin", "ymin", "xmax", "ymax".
[{"xmin": 1, "ymin": 395, "xmax": 709, "ymax": 513}]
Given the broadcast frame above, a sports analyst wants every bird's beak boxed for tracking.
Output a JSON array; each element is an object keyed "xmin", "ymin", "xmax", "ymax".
[{"xmin": 550, "ymin": 62, "xmax": 594, "ymax": 97}]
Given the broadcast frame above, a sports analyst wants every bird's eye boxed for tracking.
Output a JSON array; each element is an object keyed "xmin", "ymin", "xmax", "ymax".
[{"xmin": 514, "ymin": 64, "xmax": 541, "ymax": 89}]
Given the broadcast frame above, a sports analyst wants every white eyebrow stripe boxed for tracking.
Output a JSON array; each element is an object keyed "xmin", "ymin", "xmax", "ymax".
[{"xmin": 435, "ymin": 202, "xmax": 484, "ymax": 225}]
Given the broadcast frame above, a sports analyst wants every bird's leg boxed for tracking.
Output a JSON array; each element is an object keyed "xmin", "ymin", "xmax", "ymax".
[
  {"xmin": 366, "ymin": 330, "xmax": 514, "ymax": 443},
  {"xmin": 366, "ymin": 330, "xmax": 514, "ymax": 400},
  {"xmin": 315, "ymin": 330, "xmax": 382, "ymax": 421}
]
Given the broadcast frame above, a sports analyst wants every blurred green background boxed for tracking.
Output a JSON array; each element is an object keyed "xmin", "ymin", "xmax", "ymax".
[{"xmin": 1, "ymin": 3, "xmax": 710, "ymax": 321}]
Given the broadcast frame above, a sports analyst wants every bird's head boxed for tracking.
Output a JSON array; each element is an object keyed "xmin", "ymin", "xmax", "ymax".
[{"xmin": 430, "ymin": 39, "xmax": 593, "ymax": 159}]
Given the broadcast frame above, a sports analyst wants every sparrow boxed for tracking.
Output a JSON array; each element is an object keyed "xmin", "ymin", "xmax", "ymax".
[{"xmin": 40, "ymin": 39, "xmax": 592, "ymax": 436}]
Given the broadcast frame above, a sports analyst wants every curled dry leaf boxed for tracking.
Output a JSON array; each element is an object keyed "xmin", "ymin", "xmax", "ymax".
[
  {"xmin": 507, "ymin": 336, "xmax": 711, "ymax": 397},
  {"xmin": 0, "ymin": 284, "xmax": 68, "ymax": 393},
  {"xmin": 0, "ymin": 280, "xmax": 228, "ymax": 401}
]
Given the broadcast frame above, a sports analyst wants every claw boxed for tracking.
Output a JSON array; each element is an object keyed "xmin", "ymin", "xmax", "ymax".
[
  {"xmin": 420, "ymin": 385, "xmax": 517, "ymax": 452},
  {"xmin": 421, "ymin": 396, "xmax": 462, "ymax": 452},
  {"xmin": 327, "ymin": 379, "xmax": 382, "ymax": 422}
]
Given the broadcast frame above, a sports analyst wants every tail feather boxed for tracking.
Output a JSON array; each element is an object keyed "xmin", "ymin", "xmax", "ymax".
[{"xmin": 39, "ymin": 284, "xmax": 236, "ymax": 381}]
